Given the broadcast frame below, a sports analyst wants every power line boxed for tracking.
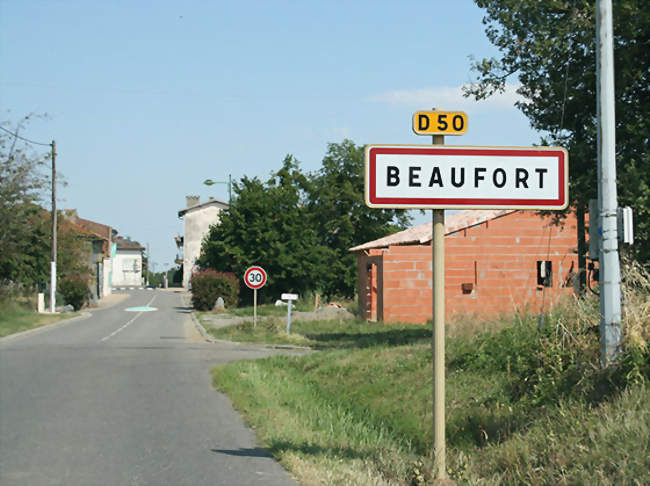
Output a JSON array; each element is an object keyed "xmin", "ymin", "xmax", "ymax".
[{"xmin": 0, "ymin": 125, "xmax": 52, "ymax": 146}]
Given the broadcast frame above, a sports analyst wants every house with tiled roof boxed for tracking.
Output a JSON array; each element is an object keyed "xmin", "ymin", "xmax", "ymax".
[
  {"xmin": 350, "ymin": 209, "xmax": 584, "ymax": 323},
  {"xmin": 62, "ymin": 210, "xmax": 115, "ymax": 301}
]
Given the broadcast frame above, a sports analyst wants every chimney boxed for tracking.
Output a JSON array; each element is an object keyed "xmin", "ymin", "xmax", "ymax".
[{"xmin": 186, "ymin": 195, "xmax": 200, "ymax": 208}]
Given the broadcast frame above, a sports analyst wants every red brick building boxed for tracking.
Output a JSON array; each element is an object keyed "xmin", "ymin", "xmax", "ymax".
[{"xmin": 350, "ymin": 209, "xmax": 582, "ymax": 324}]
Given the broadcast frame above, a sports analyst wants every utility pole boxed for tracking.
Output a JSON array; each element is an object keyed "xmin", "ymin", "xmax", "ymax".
[
  {"xmin": 50, "ymin": 140, "xmax": 57, "ymax": 313},
  {"xmin": 596, "ymin": 0, "xmax": 622, "ymax": 367}
]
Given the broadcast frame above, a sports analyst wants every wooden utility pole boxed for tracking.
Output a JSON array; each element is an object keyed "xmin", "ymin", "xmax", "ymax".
[{"xmin": 50, "ymin": 140, "xmax": 57, "ymax": 313}]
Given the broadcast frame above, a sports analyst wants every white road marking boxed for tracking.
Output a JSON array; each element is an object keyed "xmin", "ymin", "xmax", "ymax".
[{"xmin": 100, "ymin": 294, "xmax": 157, "ymax": 343}]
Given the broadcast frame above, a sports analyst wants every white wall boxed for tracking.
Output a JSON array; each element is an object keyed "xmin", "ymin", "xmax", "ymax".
[
  {"xmin": 183, "ymin": 205, "xmax": 221, "ymax": 288},
  {"xmin": 103, "ymin": 258, "xmax": 112, "ymax": 295},
  {"xmin": 112, "ymin": 250, "xmax": 143, "ymax": 287}
]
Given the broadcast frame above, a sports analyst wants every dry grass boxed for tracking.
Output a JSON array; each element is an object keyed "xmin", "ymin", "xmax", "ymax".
[{"xmin": 621, "ymin": 259, "xmax": 650, "ymax": 352}]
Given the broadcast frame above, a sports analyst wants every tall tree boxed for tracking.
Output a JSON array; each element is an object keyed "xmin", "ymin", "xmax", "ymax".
[
  {"xmin": 198, "ymin": 155, "xmax": 328, "ymax": 302},
  {"xmin": 309, "ymin": 140, "xmax": 411, "ymax": 297},
  {"xmin": 200, "ymin": 141, "xmax": 412, "ymax": 302},
  {"xmin": 0, "ymin": 119, "xmax": 50, "ymax": 285},
  {"xmin": 465, "ymin": 0, "xmax": 650, "ymax": 269}
]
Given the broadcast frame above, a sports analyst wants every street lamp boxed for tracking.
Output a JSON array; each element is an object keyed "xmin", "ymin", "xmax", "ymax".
[{"xmin": 203, "ymin": 174, "xmax": 232, "ymax": 206}]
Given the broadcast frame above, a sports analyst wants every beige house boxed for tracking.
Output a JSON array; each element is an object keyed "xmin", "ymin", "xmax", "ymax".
[{"xmin": 177, "ymin": 195, "xmax": 228, "ymax": 288}]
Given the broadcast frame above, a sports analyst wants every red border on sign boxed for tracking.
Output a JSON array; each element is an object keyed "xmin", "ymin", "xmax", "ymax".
[
  {"xmin": 367, "ymin": 146, "xmax": 567, "ymax": 209},
  {"xmin": 244, "ymin": 266, "xmax": 267, "ymax": 289}
]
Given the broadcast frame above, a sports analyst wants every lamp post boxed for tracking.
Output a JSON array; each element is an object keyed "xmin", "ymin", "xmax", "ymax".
[{"xmin": 203, "ymin": 174, "xmax": 232, "ymax": 206}]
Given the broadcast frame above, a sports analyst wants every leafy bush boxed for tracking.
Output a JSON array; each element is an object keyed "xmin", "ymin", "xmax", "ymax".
[
  {"xmin": 58, "ymin": 275, "xmax": 88, "ymax": 310},
  {"xmin": 190, "ymin": 270, "xmax": 239, "ymax": 311}
]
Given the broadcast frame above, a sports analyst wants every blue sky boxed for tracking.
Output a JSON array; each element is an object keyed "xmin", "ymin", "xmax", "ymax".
[{"xmin": 1, "ymin": 1, "xmax": 541, "ymax": 271}]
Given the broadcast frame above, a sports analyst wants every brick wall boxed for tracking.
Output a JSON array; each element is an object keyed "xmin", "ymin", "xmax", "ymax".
[{"xmin": 361, "ymin": 211, "xmax": 581, "ymax": 324}]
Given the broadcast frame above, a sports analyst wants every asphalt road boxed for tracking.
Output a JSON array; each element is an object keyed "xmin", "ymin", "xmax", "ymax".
[{"xmin": 0, "ymin": 289, "xmax": 300, "ymax": 486}]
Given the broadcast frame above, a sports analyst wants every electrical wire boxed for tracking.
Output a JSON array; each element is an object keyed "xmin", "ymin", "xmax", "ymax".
[{"xmin": 0, "ymin": 125, "xmax": 52, "ymax": 147}]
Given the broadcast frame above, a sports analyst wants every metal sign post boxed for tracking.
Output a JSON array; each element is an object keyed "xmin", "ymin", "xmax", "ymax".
[
  {"xmin": 431, "ymin": 134, "xmax": 446, "ymax": 479},
  {"xmin": 244, "ymin": 266, "xmax": 267, "ymax": 328},
  {"xmin": 281, "ymin": 293, "xmax": 299, "ymax": 334}
]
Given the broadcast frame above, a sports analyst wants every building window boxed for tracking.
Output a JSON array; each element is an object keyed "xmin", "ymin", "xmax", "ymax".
[{"xmin": 537, "ymin": 261, "xmax": 553, "ymax": 287}]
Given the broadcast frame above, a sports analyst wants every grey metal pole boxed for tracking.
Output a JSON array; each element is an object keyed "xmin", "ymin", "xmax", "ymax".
[
  {"xmin": 50, "ymin": 140, "xmax": 57, "ymax": 313},
  {"xmin": 597, "ymin": 0, "xmax": 622, "ymax": 367},
  {"xmin": 431, "ymin": 133, "xmax": 446, "ymax": 480},
  {"xmin": 287, "ymin": 300, "xmax": 292, "ymax": 334}
]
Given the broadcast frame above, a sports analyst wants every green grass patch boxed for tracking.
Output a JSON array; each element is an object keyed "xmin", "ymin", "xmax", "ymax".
[
  {"xmin": 207, "ymin": 317, "xmax": 431, "ymax": 349},
  {"xmin": 0, "ymin": 301, "xmax": 78, "ymax": 337},
  {"xmin": 211, "ymin": 301, "xmax": 650, "ymax": 484}
]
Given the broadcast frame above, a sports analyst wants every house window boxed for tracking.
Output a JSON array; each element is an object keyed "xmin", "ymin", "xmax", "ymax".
[{"xmin": 537, "ymin": 261, "xmax": 553, "ymax": 287}]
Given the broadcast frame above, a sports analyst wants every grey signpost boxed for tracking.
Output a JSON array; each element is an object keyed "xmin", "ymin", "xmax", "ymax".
[{"xmin": 281, "ymin": 293, "xmax": 298, "ymax": 334}]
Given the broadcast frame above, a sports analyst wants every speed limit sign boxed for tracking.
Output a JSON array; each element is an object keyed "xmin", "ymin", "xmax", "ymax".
[{"xmin": 244, "ymin": 266, "xmax": 267, "ymax": 290}]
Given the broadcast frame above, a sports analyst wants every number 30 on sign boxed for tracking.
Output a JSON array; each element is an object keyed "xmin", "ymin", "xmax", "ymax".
[
  {"xmin": 413, "ymin": 111, "xmax": 467, "ymax": 136},
  {"xmin": 244, "ymin": 266, "xmax": 267, "ymax": 289}
]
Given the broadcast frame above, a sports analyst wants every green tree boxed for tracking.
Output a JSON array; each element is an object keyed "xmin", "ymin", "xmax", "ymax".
[
  {"xmin": 1, "ymin": 119, "xmax": 92, "ymax": 289},
  {"xmin": 309, "ymin": 140, "xmax": 411, "ymax": 297},
  {"xmin": 199, "ymin": 155, "xmax": 328, "ymax": 302},
  {"xmin": 465, "ymin": 0, "xmax": 650, "ymax": 270},
  {"xmin": 200, "ymin": 142, "xmax": 412, "ymax": 302},
  {"xmin": 0, "ymin": 119, "xmax": 50, "ymax": 284}
]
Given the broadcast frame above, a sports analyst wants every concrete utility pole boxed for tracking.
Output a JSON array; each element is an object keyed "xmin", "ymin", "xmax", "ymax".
[
  {"xmin": 431, "ymin": 132, "xmax": 446, "ymax": 480},
  {"xmin": 50, "ymin": 140, "xmax": 57, "ymax": 313},
  {"xmin": 596, "ymin": 0, "xmax": 622, "ymax": 366}
]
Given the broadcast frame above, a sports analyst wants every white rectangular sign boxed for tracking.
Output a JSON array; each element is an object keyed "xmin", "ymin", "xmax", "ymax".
[
  {"xmin": 281, "ymin": 293, "xmax": 299, "ymax": 301},
  {"xmin": 365, "ymin": 145, "xmax": 568, "ymax": 210}
]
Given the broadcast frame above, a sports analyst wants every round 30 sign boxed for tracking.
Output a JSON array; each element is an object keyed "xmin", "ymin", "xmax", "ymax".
[{"xmin": 244, "ymin": 266, "xmax": 267, "ymax": 290}]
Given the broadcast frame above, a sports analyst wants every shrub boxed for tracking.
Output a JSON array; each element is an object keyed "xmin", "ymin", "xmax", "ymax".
[
  {"xmin": 190, "ymin": 270, "xmax": 239, "ymax": 311},
  {"xmin": 58, "ymin": 275, "xmax": 88, "ymax": 310}
]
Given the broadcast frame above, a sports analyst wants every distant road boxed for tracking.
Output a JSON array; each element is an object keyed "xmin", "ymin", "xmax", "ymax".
[{"xmin": 0, "ymin": 289, "xmax": 299, "ymax": 486}]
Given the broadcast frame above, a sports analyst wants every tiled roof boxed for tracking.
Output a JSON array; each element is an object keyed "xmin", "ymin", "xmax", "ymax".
[
  {"xmin": 116, "ymin": 237, "xmax": 144, "ymax": 251},
  {"xmin": 62, "ymin": 210, "xmax": 112, "ymax": 240},
  {"xmin": 349, "ymin": 209, "xmax": 517, "ymax": 252}
]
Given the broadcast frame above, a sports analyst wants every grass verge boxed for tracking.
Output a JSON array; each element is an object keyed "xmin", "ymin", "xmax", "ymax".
[
  {"xmin": 213, "ymin": 318, "xmax": 649, "ymax": 484},
  {"xmin": 210, "ymin": 264, "xmax": 650, "ymax": 484},
  {"xmin": 0, "ymin": 301, "xmax": 78, "ymax": 338},
  {"xmin": 206, "ymin": 317, "xmax": 431, "ymax": 349}
]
